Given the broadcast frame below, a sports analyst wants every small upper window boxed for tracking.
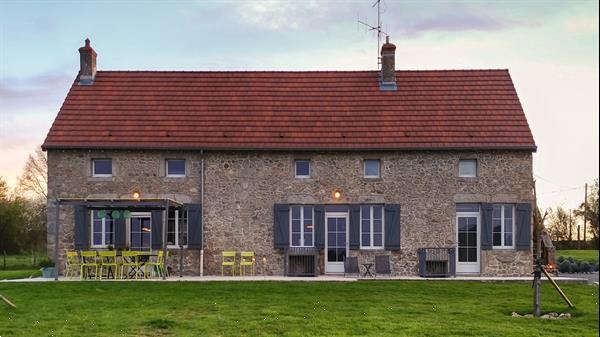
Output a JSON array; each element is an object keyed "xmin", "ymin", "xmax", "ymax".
[
  {"xmin": 166, "ymin": 159, "xmax": 186, "ymax": 177},
  {"xmin": 459, "ymin": 159, "xmax": 477, "ymax": 178},
  {"xmin": 295, "ymin": 160, "xmax": 310, "ymax": 178},
  {"xmin": 364, "ymin": 159, "xmax": 380, "ymax": 178},
  {"xmin": 92, "ymin": 159, "xmax": 112, "ymax": 177}
]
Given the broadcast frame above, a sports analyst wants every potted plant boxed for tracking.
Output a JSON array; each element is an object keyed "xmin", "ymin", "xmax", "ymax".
[{"xmin": 38, "ymin": 259, "xmax": 56, "ymax": 278}]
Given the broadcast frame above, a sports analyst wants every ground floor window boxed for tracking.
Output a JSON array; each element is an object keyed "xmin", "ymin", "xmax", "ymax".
[
  {"xmin": 290, "ymin": 205, "xmax": 314, "ymax": 247},
  {"xmin": 91, "ymin": 210, "xmax": 114, "ymax": 248},
  {"xmin": 492, "ymin": 204, "xmax": 514, "ymax": 248},
  {"xmin": 167, "ymin": 209, "xmax": 188, "ymax": 247},
  {"xmin": 360, "ymin": 205, "xmax": 384, "ymax": 249},
  {"xmin": 130, "ymin": 215, "xmax": 152, "ymax": 250}
]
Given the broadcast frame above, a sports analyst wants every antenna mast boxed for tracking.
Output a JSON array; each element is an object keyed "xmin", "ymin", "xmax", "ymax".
[{"xmin": 357, "ymin": 0, "xmax": 388, "ymax": 69}]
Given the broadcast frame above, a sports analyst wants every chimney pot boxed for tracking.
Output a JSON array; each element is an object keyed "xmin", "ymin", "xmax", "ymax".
[
  {"xmin": 380, "ymin": 36, "xmax": 397, "ymax": 91},
  {"xmin": 78, "ymin": 38, "xmax": 97, "ymax": 85}
]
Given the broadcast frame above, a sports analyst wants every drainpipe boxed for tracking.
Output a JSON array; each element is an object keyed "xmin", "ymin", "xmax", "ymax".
[
  {"xmin": 53, "ymin": 199, "xmax": 60, "ymax": 281},
  {"xmin": 200, "ymin": 149, "xmax": 204, "ymax": 277}
]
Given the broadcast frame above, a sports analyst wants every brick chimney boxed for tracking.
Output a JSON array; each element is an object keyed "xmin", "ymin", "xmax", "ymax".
[
  {"xmin": 78, "ymin": 38, "xmax": 97, "ymax": 85},
  {"xmin": 380, "ymin": 36, "xmax": 397, "ymax": 91}
]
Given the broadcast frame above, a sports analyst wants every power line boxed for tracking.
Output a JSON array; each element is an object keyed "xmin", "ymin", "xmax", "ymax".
[{"xmin": 533, "ymin": 173, "xmax": 579, "ymax": 189}]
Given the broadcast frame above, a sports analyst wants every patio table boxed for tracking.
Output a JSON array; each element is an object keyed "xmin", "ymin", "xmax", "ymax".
[
  {"xmin": 117, "ymin": 252, "xmax": 157, "ymax": 279},
  {"xmin": 362, "ymin": 263, "xmax": 374, "ymax": 277}
]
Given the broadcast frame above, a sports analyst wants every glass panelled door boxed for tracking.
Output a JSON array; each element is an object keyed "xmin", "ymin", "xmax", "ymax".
[
  {"xmin": 456, "ymin": 213, "xmax": 480, "ymax": 274},
  {"xmin": 325, "ymin": 213, "xmax": 348, "ymax": 273},
  {"xmin": 130, "ymin": 214, "xmax": 152, "ymax": 250}
]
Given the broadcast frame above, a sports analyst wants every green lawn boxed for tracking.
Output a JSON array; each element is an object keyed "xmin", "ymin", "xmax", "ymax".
[
  {"xmin": 0, "ymin": 281, "xmax": 597, "ymax": 336},
  {"xmin": 0, "ymin": 269, "xmax": 42, "ymax": 280},
  {"xmin": 556, "ymin": 250, "xmax": 599, "ymax": 264}
]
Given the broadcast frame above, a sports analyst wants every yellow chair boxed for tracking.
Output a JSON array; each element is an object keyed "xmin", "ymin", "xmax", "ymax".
[
  {"xmin": 65, "ymin": 251, "xmax": 81, "ymax": 279},
  {"xmin": 99, "ymin": 251, "xmax": 118, "ymax": 279},
  {"xmin": 222, "ymin": 251, "xmax": 236, "ymax": 276},
  {"xmin": 80, "ymin": 251, "xmax": 98, "ymax": 280},
  {"xmin": 121, "ymin": 251, "xmax": 141, "ymax": 279},
  {"xmin": 239, "ymin": 251, "xmax": 255, "ymax": 276},
  {"xmin": 145, "ymin": 251, "xmax": 168, "ymax": 278}
]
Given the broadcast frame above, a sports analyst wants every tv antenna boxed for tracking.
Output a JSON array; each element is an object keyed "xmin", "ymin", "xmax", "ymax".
[{"xmin": 357, "ymin": 0, "xmax": 388, "ymax": 69}]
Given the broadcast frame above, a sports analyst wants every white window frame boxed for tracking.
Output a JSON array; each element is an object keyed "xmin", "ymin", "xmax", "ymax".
[
  {"xmin": 289, "ymin": 205, "xmax": 315, "ymax": 247},
  {"xmin": 363, "ymin": 159, "xmax": 381, "ymax": 178},
  {"xmin": 458, "ymin": 159, "xmax": 477, "ymax": 178},
  {"xmin": 129, "ymin": 212, "xmax": 152, "ymax": 251},
  {"xmin": 167, "ymin": 210, "xmax": 188, "ymax": 248},
  {"xmin": 90, "ymin": 210, "xmax": 114, "ymax": 248},
  {"xmin": 166, "ymin": 159, "xmax": 186, "ymax": 178},
  {"xmin": 492, "ymin": 204, "xmax": 515, "ymax": 249},
  {"xmin": 294, "ymin": 160, "xmax": 311, "ymax": 179},
  {"xmin": 92, "ymin": 159, "xmax": 112, "ymax": 177},
  {"xmin": 360, "ymin": 205, "xmax": 384, "ymax": 249}
]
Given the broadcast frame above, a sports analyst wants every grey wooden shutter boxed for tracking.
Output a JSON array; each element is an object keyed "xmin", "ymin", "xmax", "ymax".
[
  {"xmin": 349, "ymin": 204, "xmax": 361, "ymax": 249},
  {"xmin": 515, "ymin": 203, "xmax": 532, "ymax": 250},
  {"xmin": 114, "ymin": 214, "xmax": 127, "ymax": 249},
  {"xmin": 273, "ymin": 204, "xmax": 290, "ymax": 248},
  {"xmin": 384, "ymin": 204, "xmax": 401, "ymax": 251},
  {"xmin": 314, "ymin": 205, "xmax": 325, "ymax": 248},
  {"xmin": 74, "ymin": 205, "xmax": 89, "ymax": 250},
  {"xmin": 186, "ymin": 204, "xmax": 202, "ymax": 249},
  {"xmin": 481, "ymin": 203, "xmax": 493, "ymax": 250},
  {"xmin": 151, "ymin": 210, "xmax": 163, "ymax": 249}
]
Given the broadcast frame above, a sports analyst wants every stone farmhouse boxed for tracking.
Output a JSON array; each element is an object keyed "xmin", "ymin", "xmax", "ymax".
[{"xmin": 43, "ymin": 38, "xmax": 536, "ymax": 277}]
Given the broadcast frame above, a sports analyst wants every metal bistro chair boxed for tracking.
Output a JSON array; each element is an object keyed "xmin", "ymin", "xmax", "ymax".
[
  {"xmin": 145, "ymin": 251, "xmax": 168, "ymax": 278},
  {"xmin": 65, "ymin": 251, "xmax": 81, "ymax": 279},
  {"xmin": 344, "ymin": 256, "xmax": 360, "ymax": 278},
  {"xmin": 99, "ymin": 250, "xmax": 119, "ymax": 279},
  {"xmin": 374, "ymin": 255, "xmax": 392, "ymax": 278},
  {"xmin": 80, "ymin": 251, "xmax": 99, "ymax": 280},
  {"xmin": 221, "ymin": 251, "xmax": 236, "ymax": 276},
  {"xmin": 121, "ymin": 251, "xmax": 141, "ymax": 279},
  {"xmin": 239, "ymin": 251, "xmax": 255, "ymax": 276}
]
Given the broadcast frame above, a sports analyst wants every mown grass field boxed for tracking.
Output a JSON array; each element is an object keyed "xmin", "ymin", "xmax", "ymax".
[
  {"xmin": 0, "ymin": 281, "xmax": 597, "ymax": 336},
  {"xmin": 556, "ymin": 250, "xmax": 599, "ymax": 264},
  {"xmin": 0, "ymin": 253, "xmax": 46, "ymax": 280}
]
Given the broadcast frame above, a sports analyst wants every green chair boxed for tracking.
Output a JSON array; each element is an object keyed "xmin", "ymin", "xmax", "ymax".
[
  {"xmin": 239, "ymin": 251, "xmax": 255, "ymax": 276},
  {"xmin": 121, "ymin": 251, "xmax": 140, "ymax": 279},
  {"xmin": 145, "ymin": 251, "xmax": 168, "ymax": 278},
  {"xmin": 80, "ymin": 251, "xmax": 98, "ymax": 280},
  {"xmin": 221, "ymin": 251, "xmax": 236, "ymax": 276},
  {"xmin": 65, "ymin": 251, "xmax": 81, "ymax": 279},
  {"xmin": 99, "ymin": 251, "xmax": 118, "ymax": 279}
]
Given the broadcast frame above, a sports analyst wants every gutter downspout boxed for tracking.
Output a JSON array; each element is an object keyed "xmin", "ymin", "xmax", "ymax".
[{"xmin": 200, "ymin": 149, "xmax": 204, "ymax": 277}]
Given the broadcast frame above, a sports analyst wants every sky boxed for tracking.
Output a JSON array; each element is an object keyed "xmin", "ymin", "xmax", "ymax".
[{"xmin": 0, "ymin": 0, "xmax": 598, "ymax": 211}]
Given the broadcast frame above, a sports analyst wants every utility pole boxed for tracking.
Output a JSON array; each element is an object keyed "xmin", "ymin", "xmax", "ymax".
[
  {"xmin": 577, "ymin": 224, "xmax": 581, "ymax": 249},
  {"xmin": 583, "ymin": 183, "xmax": 588, "ymax": 244}
]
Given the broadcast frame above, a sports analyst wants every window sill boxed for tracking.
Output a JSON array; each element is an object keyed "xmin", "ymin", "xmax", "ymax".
[
  {"xmin": 360, "ymin": 247, "xmax": 385, "ymax": 251},
  {"xmin": 88, "ymin": 176, "xmax": 113, "ymax": 182},
  {"xmin": 166, "ymin": 175, "xmax": 186, "ymax": 178},
  {"xmin": 492, "ymin": 247, "xmax": 515, "ymax": 250},
  {"xmin": 457, "ymin": 177, "xmax": 478, "ymax": 182},
  {"xmin": 362, "ymin": 177, "xmax": 383, "ymax": 182}
]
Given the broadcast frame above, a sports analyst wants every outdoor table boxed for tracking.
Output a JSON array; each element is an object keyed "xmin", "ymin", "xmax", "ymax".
[
  {"xmin": 117, "ymin": 252, "xmax": 157, "ymax": 279},
  {"xmin": 362, "ymin": 263, "xmax": 374, "ymax": 277}
]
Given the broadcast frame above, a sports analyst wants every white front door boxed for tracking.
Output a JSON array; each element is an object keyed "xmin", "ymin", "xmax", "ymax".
[
  {"xmin": 456, "ymin": 212, "xmax": 480, "ymax": 274},
  {"xmin": 325, "ymin": 212, "xmax": 348, "ymax": 273}
]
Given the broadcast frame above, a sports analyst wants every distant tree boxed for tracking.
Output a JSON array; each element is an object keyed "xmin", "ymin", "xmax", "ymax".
[
  {"xmin": 574, "ymin": 179, "xmax": 599, "ymax": 241},
  {"xmin": 546, "ymin": 207, "xmax": 571, "ymax": 242},
  {"xmin": 16, "ymin": 146, "xmax": 47, "ymax": 199},
  {"xmin": 0, "ymin": 177, "xmax": 26, "ymax": 267}
]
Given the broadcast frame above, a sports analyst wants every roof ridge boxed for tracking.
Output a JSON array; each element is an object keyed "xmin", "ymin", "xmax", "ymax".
[{"xmin": 95, "ymin": 69, "xmax": 509, "ymax": 74}]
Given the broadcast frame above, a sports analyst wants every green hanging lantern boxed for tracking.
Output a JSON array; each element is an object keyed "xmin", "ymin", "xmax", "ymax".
[
  {"xmin": 123, "ymin": 210, "xmax": 132, "ymax": 219},
  {"xmin": 112, "ymin": 210, "xmax": 121, "ymax": 219},
  {"xmin": 97, "ymin": 209, "xmax": 106, "ymax": 219}
]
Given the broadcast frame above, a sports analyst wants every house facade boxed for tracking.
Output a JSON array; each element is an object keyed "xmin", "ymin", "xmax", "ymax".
[{"xmin": 43, "ymin": 39, "xmax": 536, "ymax": 277}]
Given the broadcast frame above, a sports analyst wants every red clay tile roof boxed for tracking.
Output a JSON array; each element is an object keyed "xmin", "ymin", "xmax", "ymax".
[{"xmin": 42, "ymin": 70, "xmax": 536, "ymax": 151}]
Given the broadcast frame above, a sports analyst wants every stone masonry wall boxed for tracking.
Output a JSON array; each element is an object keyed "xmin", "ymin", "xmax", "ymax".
[{"xmin": 47, "ymin": 149, "xmax": 533, "ymax": 277}]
